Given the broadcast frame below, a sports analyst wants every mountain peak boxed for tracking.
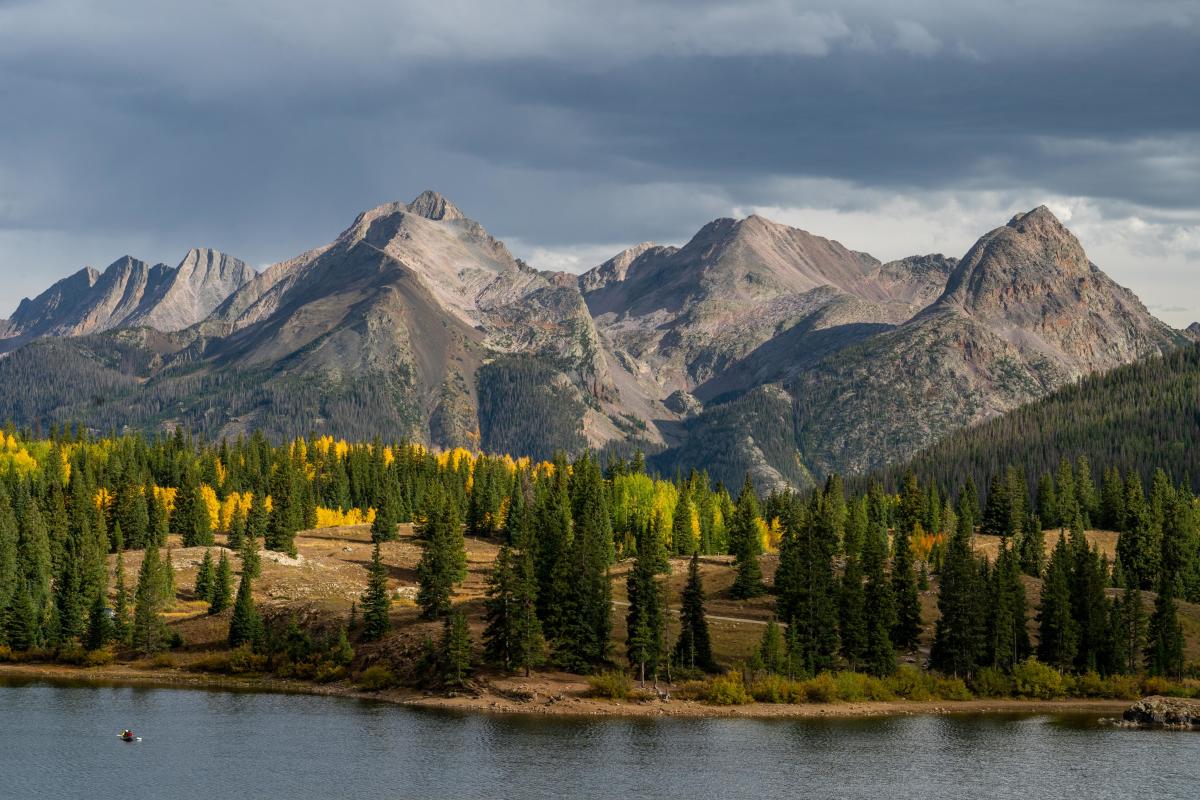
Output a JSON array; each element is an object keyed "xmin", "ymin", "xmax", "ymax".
[{"xmin": 407, "ymin": 190, "xmax": 465, "ymax": 222}]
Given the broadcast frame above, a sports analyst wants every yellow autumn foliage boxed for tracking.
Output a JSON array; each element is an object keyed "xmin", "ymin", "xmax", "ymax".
[{"xmin": 314, "ymin": 506, "xmax": 376, "ymax": 527}]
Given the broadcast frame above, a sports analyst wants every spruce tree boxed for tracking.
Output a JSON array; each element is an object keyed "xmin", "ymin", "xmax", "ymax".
[
  {"xmin": 370, "ymin": 483, "xmax": 398, "ymax": 543},
  {"xmin": 4, "ymin": 581, "xmax": 36, "ymax": 651},
  {"xmin": 671, "ymin": 490, "xmax": 696, "ymax": 556},
  {"xmin": 546, "ymin": 456, "xmax": 613, "ymax": 672},
  {"xmin": 360, "ymin": 542, "xmax": 392, "ymax": 641},
  {"xmin": 226, "ymin": 506, "xmax": 245, "ymax": 552},
  {"xmin": 438, "ymin": 608, "xmax": 473, "ymax": 688},
  {"xmin": 112, "ymin": 556, "xmax": 130, "ymax": 644},
  {"xmin": 209, "ymin": 551, "xmax": 233, "ymax": 614},
  {"xmin": 85, "ymin": 589, "xmax": 111, "ymax": 651},
  {"xmin": 986, "ymin": 538, "xmax": 1029, "ymax": 670},
  {"xmin": 890, "ymin": 525, "xmax": 922, "ymax": 652},
  {"xmin": 756, "ymin": 618, "xmax": 788, "ymax": 675},
  {"xmin": 1112, "ymin": 582, "xmax": 1146, "ymax": 674},
  {"xmin": 931, "ymin": 503, "xmax": 984, "ymax": 677},
  {"xmin": 416, "ymin": 490, "xmax": 466, "ymax": 619},
  {"xmin": 625, "ymin": 522, "xmax": 665, "ymax": 684},
  {"xmin": 862, "ymin": 516, "xmax": 896, "ymax": 676},
  {"xmin": 1036, "ymin": 534, "xmax": 1077, "ymax": 671},
  {"xmin": 1145, "ymin": 581, "xmax": 1185, "ymax": 678},
  {"xmin": 483, "ymin": 544, "xmax": 544, "ymax": 674},
  {"xmin": 728, "ymin": 476, "xmax": 764, "ymax": 599},
  {"xmin": 194, "ymin": 549, "xmax": 215, "ymax": 602},
  {"xmin": 227, "ymin": 568, "xmax": 261, "ymax": 649},
  {"xmin": 838, "ymin": 534, "xmax": 867, "ymax": 670},
  {"xmin": 1068, "ymin": 517, "xmax": 1111, "ymax": 673},
  {"xmin": 674, "ymin": 553, "xmax": 716, "ymax": 673},
  {"xmin": 131, "ymin": 545, "xmax": 167, "ymax": 655}
]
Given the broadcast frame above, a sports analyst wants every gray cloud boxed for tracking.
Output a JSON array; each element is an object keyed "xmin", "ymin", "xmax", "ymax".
[{"xmin": 0, "ymin": 0, "xmax": 1198, "ymax": 322}]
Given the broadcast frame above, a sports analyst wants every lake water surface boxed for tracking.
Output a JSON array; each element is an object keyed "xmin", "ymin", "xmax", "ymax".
[{"xmin": 1, "ymin": 679, "xmax": 1195, "ymax": 799}]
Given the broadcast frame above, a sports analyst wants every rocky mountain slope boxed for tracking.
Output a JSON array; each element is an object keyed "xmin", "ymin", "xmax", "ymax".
[
  {"xmin": 0, "ymin": 248, "xmax": 252, "ymax": 351},
  {"xmin": 0, "ymin": 196, "xmax": 1184, "ymax": 488}
]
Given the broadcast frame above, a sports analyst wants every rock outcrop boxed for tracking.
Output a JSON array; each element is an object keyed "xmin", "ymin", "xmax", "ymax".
[{"xmin": 1115, "ymin": 696, "xmax": 1200, "ymax": 729}]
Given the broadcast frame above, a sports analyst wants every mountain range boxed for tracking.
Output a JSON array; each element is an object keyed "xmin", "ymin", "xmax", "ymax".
[{"xmin": 0, "ymin": 191, "xmax": 1186, "ymax": 489}]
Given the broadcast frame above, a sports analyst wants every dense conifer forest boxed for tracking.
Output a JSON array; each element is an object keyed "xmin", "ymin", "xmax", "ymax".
[{"xmin": 0, "ymin": 420, "xmax": 1197, "ymax": 703}]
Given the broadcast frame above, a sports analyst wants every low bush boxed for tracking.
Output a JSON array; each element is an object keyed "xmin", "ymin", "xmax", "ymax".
[
  {"xmin": 800, "ymin": 673, "xmax": 839, "ymax": 703},
  {"xmin": 971, "ymin": 667, "xmax": 1012, "ymax": 698},
  {"xmin": 357, "ymin": 664, "xmax": 396, "ymax": 691},
  {"xmin": 587, "ymin": 670, "xmax": 632, "ymax": 700},
  {"xmin": 834, "ymin": 671, "xmax": 895, "ymax": 702},
  {"xmin": 1011, "ymin": 659, "xmax": 1066, "ymax": 699},
  {"xmin": 887, "ymin": 666, "xmax": 935, "ymax": 701},
  {"xmin": 933, "ymin": 676, "xmax": 973, "ymax": 701},
  {"xmin": 82, "ymin": 648, "xmax": 115, "ymax": 667},
  {"xmin": 749, "ymin": 674, "xmax": 796, "ymax": 704},
  {"xmin": 705, "ymin": 672, "xmax": 753, "ymax": 705},
  {"xmin": 149, "ymin": 652, "xmax": 177, "ymax": 669},
  {"xmin": 314, "ymin": 662, "xmax": 348, "ymax": 684},
  {"xmin": 190, "ymin": 646, "xmax": 268, "ymax": 675}
]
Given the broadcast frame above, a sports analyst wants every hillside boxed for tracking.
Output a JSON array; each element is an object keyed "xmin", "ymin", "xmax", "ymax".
[{"xmin": 875, "ymin": 343, "xmax": 1200, "ymax": 495}]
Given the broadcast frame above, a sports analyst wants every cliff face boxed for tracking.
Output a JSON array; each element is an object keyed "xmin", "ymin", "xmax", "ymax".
[{"xmin": 0, "ymin": 249, "xmax": 252, "ymax": 351}]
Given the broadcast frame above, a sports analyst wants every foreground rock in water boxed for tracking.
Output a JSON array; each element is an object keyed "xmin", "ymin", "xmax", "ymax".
[{"xmin": 1116, "ymin": 696, "xmax": 1200, "ymax": 729}]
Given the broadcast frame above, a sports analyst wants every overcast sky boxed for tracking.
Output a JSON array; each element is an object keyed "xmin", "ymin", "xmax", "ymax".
[{"xmin": 2, "ymin": 0, "xmax": 1198, "ymax": 324}]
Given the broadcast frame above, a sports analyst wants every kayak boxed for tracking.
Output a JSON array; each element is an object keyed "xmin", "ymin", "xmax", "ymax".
[{"xmin": 119, "ymin": 733, "xmax": 142, "ymax": 743}]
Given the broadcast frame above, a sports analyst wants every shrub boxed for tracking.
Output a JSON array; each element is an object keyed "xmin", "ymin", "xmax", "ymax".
[
  {"xmin": 83, "ymin": 649, "xmax": 115, "ymax": 667},
  {"xmin": 834, "ymin": 671, "xmax": 895, "ymax": 702},
  {"xmin": 672, "ymin": 680, "xmax": 708, "ymax": 701},
  {"xmin": 587, "ymin": 670, "xmax": 632, "ymax": 700},
  {"xmin": 357, "ymin": 664, "xmax": 396, "ymax": 691},
  {"xmin": 314, "ymin": 662, "xmax": 348, "ymax": 684},
  {"xmin": 800, "ymin": 673, "xmax": 838, "ymax": 703},
  {"xmin": 971, "ymin": 667, "xmax": 1012, "ymax": 698},
  {"xmin": 749, "ymin": 674, "xmax": 795, "ymax": 704},
  {"xmin": 933, "ymin": 676, "xmax": 972, "ymax": 701},
  {"xmin": 0, "ymin": 646, "xmax": 12, "ymax": 663},
  {"xmin": 1140, "ymin": 675, "xmax": 1176, "ymax": 697},
  {"xmin": 887, "ymin": 666, "xmax": 935, "ymax": 701},
  {"xmin": 705, "ymin": 672, "xmax": 753, "ymax": 705},
  {"xmin": 1100, "ymin": 674, "xmax": 1142, "ymax": 700},
  {"xmin": 1011, "ymin": 659, "xmax": 1066, "ymax": 699},
  {"xmin": 1072, "ymin": 671, "xmax": 1106, "ymax": 698}
]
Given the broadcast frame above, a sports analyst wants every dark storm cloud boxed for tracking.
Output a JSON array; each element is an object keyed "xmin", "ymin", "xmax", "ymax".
[{"xmin": 0, "ymin": 0, "xmax": 1198, "ymax": 306}]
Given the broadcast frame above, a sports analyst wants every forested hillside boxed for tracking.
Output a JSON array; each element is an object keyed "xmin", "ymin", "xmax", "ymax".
[
  {"xmin": 878, "ymin": 343, "xmax": 1200, "ymax": 498},
  {"xmin": 1, "ymin": 425, "xmax": 1197, "ymax": 705}
]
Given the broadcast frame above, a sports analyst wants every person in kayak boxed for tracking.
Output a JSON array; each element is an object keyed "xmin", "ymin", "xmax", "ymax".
[{"xmin": 121, "ymin": 730, "xmax": 135, "ymax": 741}]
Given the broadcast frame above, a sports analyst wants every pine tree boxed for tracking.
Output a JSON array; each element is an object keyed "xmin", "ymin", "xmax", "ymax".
[
  {"xmin": 483, "ymin": 544, "xmax": 544, "ymax": 674},
  {"xmin": 756, "ymin": 618, "xmax": 788, "ymax": 675},
  {"xmin": 176, "ymin": 476, "xmax": 213, "ymax": 548},
  {"xmin": 931, "ymin": 502, "xmax": 984, "ymax": 677},
  {"xmin": 1145, "ymin": 580, "xmax": 1185, "ymax": 678},
  {"xmin": 1068, "ymin": 516, "xmax": 1111, "ymax": 673},
  {"xmin": 226, "ymin": 506, "xmax": 245, "ymax": 552},
  {"xmin": 838, "ymin": 533, "xmax": 867, "ymax": 670},
  {"xmin": 728, "ymin": 476, "xmax": 764, "ymax": 599},
  {"xmin": 4, "ymin": 581, "xmax": 36, "ymax": 651},
  {"xmin": 112, "ymin": 556, "xmax": 130, "ymax": 644},
  {"xmin": 227, "ymin": 568, "xmax": 261, "ymax": 649},
  {"xmin": 861, "ymin": 515, "xmax": 896, "ymax": 676},
  {"xmin": 1112, "ymin": 582, "xmax": 1146, "ymax": 674},
  {"xmin": 986, "ymin": 538, "xmax": 1029, "ymax": 670},
  {"xmin": 209, "ymin": 551, "xmax": 233, "ymax": 614},
  {"xmin": 85, "ymin": 589, "xmax": 111, "ymax": 650},
  {"xmin": 674, "ymin": 553, "xmax": 716, "ymax": 673},
  {"xmin": 890, "ymin": 525, "xmax": 921, "ymax": 652},
  {"xmin": 626, "ymin": 522, "xmax": 665, "ymax": 684},
  {"xmin": 360, "ymin": 542, "xmax": 392, "ymax": 641},
  {"xmin": 370, "ymin": 482, "xmax": 398, "ymax": 543},
  {"xmin": 194, "ymin": 549, "xmax": 215, "ymax": 603},
  {"xmin": 438, "ymin": 608, "xmax": 473, "ymax": 688},
  {"xmin": 131, "ymin": 545, "xmax": 167, "ymax": 655},
  {"xmin": 1037, "ymin": 534, "xmax": 1077, "ymax": 671},
  {"xmin": 551, "ymin": 455, "xmax": 614, "ymax": 671},
  {"xmin": 416, "ymin": 490, "xmax": 466, "ymax": 619},
  {"xmin": 671, "ymin": 490, "xmax": 696, "ymax": 556}
]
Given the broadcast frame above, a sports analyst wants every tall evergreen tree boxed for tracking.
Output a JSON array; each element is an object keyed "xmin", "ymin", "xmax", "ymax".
[
  {"xmin": 482, "ymin": 544, "xmax": 544, "ymax": 674},
  {"xmin": 986, "ymin": 538, "xmax": 1029, "ymax": 670},
  {"xmin": 861, "ymin": 514, "xmax": 896, "ymax": 676},
  {"xmin": 131, "ymin": 545, "xmax": 167, "ymax": 655},
  {"xmin": 209, "ymin": 551, "xmax": 233, "ymax": 614},
  {"xmin": 890, "ymin": 525, "xmax": 922, "ymax": 652},
  {"xmin": 930, "ymin": 502, "xmax": 984, "ymax": 677},
  {"xmin": 1112, "ymin": 582, "xmax": 1146, "ymax": 674},
  {"xmin": 625, "ymin": 522, "xmax": 665, "ymax": 684},
  {"xmin": 416, "ymin": 489, "xmax": 466, "ymax": 619},
  {"xmin": 360, "ymin": 542, "xmax": 392, "ymax": 641},
  {"xmin": 1037, "ymin": 534, "xmax": 1077, "ymax": 671},
  {"xmin": 671, "ymin": 490, "xmax": 697, "ymax": 556},
  {"xmin": 194, "ymin": 549, "xmax": 215, "ymax": 602},
  {"xmin": 674, "ymin": 553, "xmax": 716, "ymax": 673},
  {"xmin": 728, "ymin": 476, "xmax": 765, "ymax": 599},
  {"xmin": 438, "ymin": 608, "xmax": 473, "ymax": 688},
  {"xmin": 227, "ymin": 568, "xmax": 261, "ymax": 648},
  {"xmin": 552, "ymin": 455, "xmax": 613, "ymax": 671}
]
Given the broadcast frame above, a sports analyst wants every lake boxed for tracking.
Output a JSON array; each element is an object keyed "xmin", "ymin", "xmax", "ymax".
[{"xmin": 0, "ymin": 680, "xmax": 1194, "ymax": 799}]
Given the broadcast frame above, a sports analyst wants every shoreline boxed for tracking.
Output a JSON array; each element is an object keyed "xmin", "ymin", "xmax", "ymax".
[{"xmin": 0, "ymin": 663, "xmax": 1130, "ymax": 720}]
